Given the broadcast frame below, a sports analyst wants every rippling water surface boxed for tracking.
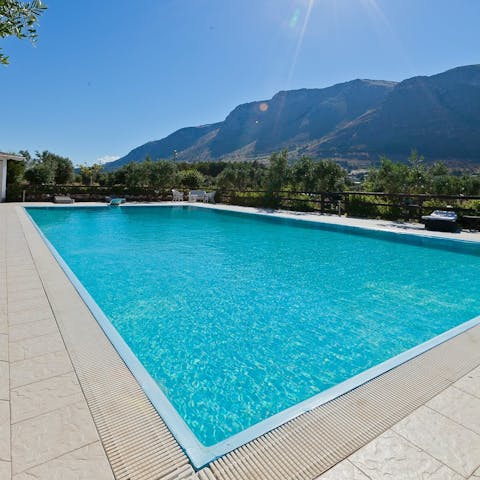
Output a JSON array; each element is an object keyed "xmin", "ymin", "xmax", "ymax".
[{"xmin": 27, "ymin": 206, "xmax": 480, "ymax": 446}]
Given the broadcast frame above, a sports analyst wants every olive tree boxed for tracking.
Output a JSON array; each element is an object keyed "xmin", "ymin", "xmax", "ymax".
[
  {"xmin": 266, "ymin": 150, "xmax": 289, "ymax": 193},
  {"xmin": 0, "ymin": 0, "xmax": 47, "ymax": 65},
  {"xmin": 25, "ymin": 150, "xmax": 74, "ymax": 185},
  {"xmin": 79, "ymin": 163, "xmax": 103, "ymax": 186},
  {"xmin": 179, "ymin": 168, "xmax": 204, "ymax": 189}
]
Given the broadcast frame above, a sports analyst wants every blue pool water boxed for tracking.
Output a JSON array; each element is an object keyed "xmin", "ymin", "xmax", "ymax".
[{"xmin": 27, "ymin": 206, "xmax": 480, "ymax": 448}]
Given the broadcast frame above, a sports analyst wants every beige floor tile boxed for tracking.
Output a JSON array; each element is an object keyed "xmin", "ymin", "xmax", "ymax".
[
  {"xmin": 12, "ymin": 443, "xmax": 114, "ymax": 480},
  {"xmin": 0, "ymin": 316, "xmax": 7, "ymax": 335},
  {"xmin": 349, "ymin": 429, "xmax": 462, "ymax": 480},
  {"xmin": 5, "ymin": 258, "xmax": 34, "ymax": 267},
  {"xmin": 8, "ymin": 282, "xmax": 45, "ymax": 304},
  {"xmin": 10, "ymin": 350, "xmax": 72, "ymax": 389},
  {"xmin": 8, "ymin": 307, "xmax": 53, "ymax": 326},
  {"xmin": 7, "ymin": 280, "xmax": 43, "ymax": 292},
  {"xmin": 0, "ymin": 334, "xmax": 7, "ymax": 362},
  {"xmin": 316, "ymin": 460, "xmax": 369, "ymax": 479},
  {"xmin": 392, "ymin": 406, "xmax": 480, "ymax": 477},
  {"xmin": 455, "ymin": 366, "xmax": 480, "ymax": 399},
  {"xmin": 7, "ymin": 286, "xmax": 41, "ymax": 297},
  {"xmin": 0, "ymin": 460, "xmax": 11, "ymax": 480},
  {"xmin": 0, "ymin": 401, "xmax": 10, "ymax": 463},
  {"xmin": 11, "ymin": 372, "xmax": 84, "ymax": 424},
  {"xmin": 7, "ymin": 280, "xmax": 42, "ymax": 290},
  {"xmin": 428, "ymin": 386, "xmax": 480, "ymax": 435},
  {"xmin": 9, "ymin": 332, "xmax": 64, "ymax": 363},
  {"xmin": 16, "ymin": 273, "xmax": 41, "ymax": 287},
  {"xmin": 11, "ymin": 401, "xmax": 99, "ymax": 474},
  {"xmin": 9, "ymin": 319, "xmax": 57, "ymax": 343},
  {"xmin": 5, "ymin": 271, "xmax": 36, "ymax": 281},
  {"xmin": 0, "ymin": 361, "xmax": 8, "ymax": 401}
]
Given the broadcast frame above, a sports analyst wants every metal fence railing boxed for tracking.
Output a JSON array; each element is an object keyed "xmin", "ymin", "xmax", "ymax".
[
  {"xmin": 7, "ymin": 184, "xmax": 480, "ymax": 226},
  {"xmin": 219, "ymin": 190, "xmax": 480, "ymax": 225}
]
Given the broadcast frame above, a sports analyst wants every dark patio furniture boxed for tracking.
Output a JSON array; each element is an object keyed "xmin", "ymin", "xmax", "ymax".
[
  {"xmin": 421, "ymin": 210, "xmax": 458, "ymax": 233},
  {"xmin": 463, "ymin": 215, "xmax": 480, "ymax": 232},
  {"xmin": 53, "ymin": 195, "xmax": 74, "ymax": 204}
]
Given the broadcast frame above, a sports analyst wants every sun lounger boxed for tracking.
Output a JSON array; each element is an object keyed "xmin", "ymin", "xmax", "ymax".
[
  {"xmin": 188, "ymin": 190, "xmax": 207, "ymax": 202},
  {"xmin": 203, "ymin": 191, "xmax": 216, "ymax": 203},
  {"xmin": 53, "ymin": 195, "xmax": 74, "ymax": 204},
  {"xmin": 421, "ymin": 210, "xmax": 458, "ymax": 233},
  {"xmin": 109, "ymin": 198, "xmax": 126, "ymax": 206}
]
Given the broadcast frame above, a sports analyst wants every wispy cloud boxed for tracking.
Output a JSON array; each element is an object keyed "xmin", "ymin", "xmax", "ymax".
[{"xmin": 96, "ymin": 155, "xmax": 120, "ymax": 165}]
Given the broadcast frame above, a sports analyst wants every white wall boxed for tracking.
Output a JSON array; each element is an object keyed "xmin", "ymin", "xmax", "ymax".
[{"xmin": 0, "ymin": 159, "xmax": 7, "ymax": 202}]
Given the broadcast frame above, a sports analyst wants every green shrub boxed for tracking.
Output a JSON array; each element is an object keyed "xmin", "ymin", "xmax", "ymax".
[{"xmin": 346, "ymin": 196, "xmax": 380, "ymax": 218}]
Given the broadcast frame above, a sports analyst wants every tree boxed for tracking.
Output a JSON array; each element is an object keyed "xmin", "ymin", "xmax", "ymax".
[
  {"xmin": 313, "ymin": 160, "xmax": 347, "ymax": 192},
  {"xmin": 18, "ymin": 149, "xmax": 32, "ymax": 167},
  {"xmin": 364, "ymin": 156, "xmax": 410, "ymax": 194},
  {"xmin": 428, "ymin": 161, "xmax": 454, "ymax": 194},
  {"xmin": 291, "ymin": 156, "xmax": 347, "ymax": 192},
  {"xmin": 7, "ymin": 156, "xmax": 25, "ymax": 184},
  {"xmin": 24, "ymin": 162, "xmax": 53, "ymax": 184},
  {"xmin": 216, "ymin": 165, "xmax": 237, "ymax": 190},
  {"xmin": 0, "ymin": 0, "xmax": 47, "ymax": 65},
  {"xmin": 179, "ymin": 169, "xmax": 204, "ymax": 189},
  {"xmin": 459, "ymin": 174, "xmax": 480, "ymax": 196},
  {"xmin": 149, "ymin": 160, "xmax": 177, "ymax": 189},
  {"xmin": 406, "ymin": 149, "xmax": 428, "ymax": 193},
  {"xmin": 79, "ymin": 163, "xmax": 103, "ymax": 186},
  {"xmin": 266, "ymin": 150, "xmax": 289, "ymax": 193},
  {"xmin": 25, "ymin": 151, "xmax": 74, "ymax": 185},
  {"xmin": 292, "ymin": 156, "xmax": 315, "ymax": 191},
  {"xmin": 53, "ymin": 155, "xmax": 74, "ymax": 184},
  {"xmin": 216, "ymin": 162, "xmax": 265, "ymax": 190}
]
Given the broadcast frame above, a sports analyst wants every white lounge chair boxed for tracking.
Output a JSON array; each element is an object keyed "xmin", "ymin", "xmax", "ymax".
[
  {"xmin": 172, "ymin": 189, "xmax": 184, "ymax": 201},
  {"xmin": 203, "ymin": 191, "xmax": 216, "ymax": 203},
  {"xmin": 188, "ymin": 190, "xmax": 207, "ymax": 202}
]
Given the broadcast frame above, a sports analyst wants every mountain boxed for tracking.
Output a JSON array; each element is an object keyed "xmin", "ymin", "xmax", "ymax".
[
  {"xmin": 315, "ymin": 65, "xmax": 480, "ymax": 159},
  {"xmin": 105, "ymin": 65, "xmax": 480, "ymax": 170}
]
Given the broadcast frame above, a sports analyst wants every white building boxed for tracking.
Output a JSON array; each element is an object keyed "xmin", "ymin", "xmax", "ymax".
[{"xmin": 0, "ymin": 152, "xmax": 25, "ymax": 202}]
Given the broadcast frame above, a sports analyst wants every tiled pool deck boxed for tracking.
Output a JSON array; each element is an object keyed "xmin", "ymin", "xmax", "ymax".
[{"xmin": 1, "ymin": 202, "xmax": 480, "ymax": 479}]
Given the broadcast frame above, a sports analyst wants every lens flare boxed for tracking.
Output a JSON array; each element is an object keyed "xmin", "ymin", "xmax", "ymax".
[
  {"xmin": 286, "ymin": 0, "xmax": 315, "ymax": 88},
  {"xmin": 259, "ymin": 102, "xmax": 269, "ymax": 112},
  {"xmin": 289, "ymin": 8, "xmax": 301, "ymax": 29},
  {"xmin": 359, "ymin": 0, "xmax": 413, "ymax": 70}
]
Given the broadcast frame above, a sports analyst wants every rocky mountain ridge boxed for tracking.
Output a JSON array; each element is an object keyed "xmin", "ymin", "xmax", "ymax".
[{"xmin": 105, "ymin": 65, "xmax": 480, "ymax": 170}]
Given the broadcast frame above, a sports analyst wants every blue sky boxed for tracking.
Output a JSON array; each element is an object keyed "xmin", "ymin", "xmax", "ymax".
[{"xmin": 1, "ymin": 0, "xmax": 479, "ymax": 166}]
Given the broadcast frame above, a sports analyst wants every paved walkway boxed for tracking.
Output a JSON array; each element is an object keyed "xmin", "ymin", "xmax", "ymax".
[
  {"xmin": 1, "ymin": 202, "xmax": 480, "ymax": 479},
  {"xmin": 1, "ymin": 205, "xmax": 114, "ymax": 480},
  {"xmin": 316, "ymin": 372, "xmax": 480, "ymax": 479}
]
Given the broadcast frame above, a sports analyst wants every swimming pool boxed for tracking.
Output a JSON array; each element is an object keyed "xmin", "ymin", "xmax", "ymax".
[{"xmin": 26, "ymin": 205, "xmax": 480, "ymax": 467}]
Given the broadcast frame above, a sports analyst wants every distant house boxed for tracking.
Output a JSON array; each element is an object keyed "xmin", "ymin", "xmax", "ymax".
[
  {"xmin": 0, "ymin": 152, "xmax": 25, "ymax": 202},
  {"xmin": 348, "ymin": 169, "xmax": 370, "ymax": 185}
]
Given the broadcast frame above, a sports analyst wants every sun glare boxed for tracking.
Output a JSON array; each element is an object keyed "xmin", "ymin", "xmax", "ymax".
[{"xmin": 286, "ymin": 0, "xmax": 315, "ymax": 88}]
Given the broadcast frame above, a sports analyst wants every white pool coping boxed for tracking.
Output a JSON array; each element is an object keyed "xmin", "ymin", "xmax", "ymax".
[{"xmin": 23, "ymin": 202, "xmax": 480, "ymax": 468}]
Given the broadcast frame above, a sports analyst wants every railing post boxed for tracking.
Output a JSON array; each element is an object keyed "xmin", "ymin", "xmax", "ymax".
[
  {"xmin": 417, "ymin": 197, "xmax": 424, "ymax": 221},
  {"xmin": 320, "ymin": 193, "xmax": 325, "ymax": 214}
]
